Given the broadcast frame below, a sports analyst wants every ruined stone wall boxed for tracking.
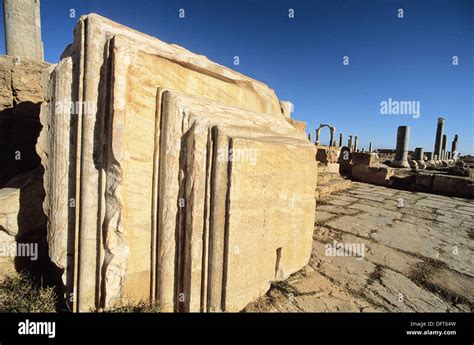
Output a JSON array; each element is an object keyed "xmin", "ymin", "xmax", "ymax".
[
  {"xmin": 0, "ymin": 55, "xmax": 57, "ymax": 284},
  {"xmin": 0, "ymin": 56, "xmax": 49, "ymax": 187}
]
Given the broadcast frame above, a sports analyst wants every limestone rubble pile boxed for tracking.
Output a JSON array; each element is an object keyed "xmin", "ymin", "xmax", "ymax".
[{"xmin": 37, "ymin": 14, "xmax": 317, "ymax": 312}]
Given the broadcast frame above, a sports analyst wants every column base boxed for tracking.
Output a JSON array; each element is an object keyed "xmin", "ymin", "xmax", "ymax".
[{"xmin": 391, "ymin": 160, "xmax": 410, "ymax": 168}]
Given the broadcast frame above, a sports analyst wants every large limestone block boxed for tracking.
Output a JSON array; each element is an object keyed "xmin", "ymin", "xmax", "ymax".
[
  {"xmin": 37, "ymin": 14, "xmax": 287, "ymax": 311},
  {"xmin": 38, "ymin": 14, "xmax": 316, "ymax": 312},
  {"xmin": 352, "ymin": 152, "xmax": 378, "ymax": 166},
  {"xmin": 432, "ymin": 175, "xmax": 474, "ymax": 198},
  {"xmin": 351, "ymin": 164, "xmax": 394, "ymax": 186},
  {"xmin": 157, "ymin": 90, "xmax": 316, "ymax": 312},
  {"xmin": 224, "ymin": 137, "xmax": 316, "ymax": 311},
  {"xmin": 316, "ymin": 146, "xmax": 341, "ymax": 164}
]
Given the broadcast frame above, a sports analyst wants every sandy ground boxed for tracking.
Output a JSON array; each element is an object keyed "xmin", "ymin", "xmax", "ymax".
[{"xmin": 244, "ymin": 182, "xmax": 473, "ymax": 312}]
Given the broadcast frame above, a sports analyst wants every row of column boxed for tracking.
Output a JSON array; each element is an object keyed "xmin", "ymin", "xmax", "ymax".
[
  {"xmin": 433, "ymin": 117, "xmax": 459, "ymax": 160},
  {"xmin": 308, "ymin": 131, "xmax": 373, "ymax": 153},
  {"xmin": 393, "ymin": 118, "xmax": 459, "ymax": 167}
]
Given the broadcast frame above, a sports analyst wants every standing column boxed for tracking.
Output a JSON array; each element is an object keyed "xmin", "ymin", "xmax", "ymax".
[
  {"xmin": 414, "ymin": 147, "xmax": 424, "ymax": 161},
  {"xmin": 3, "ymin": 0, "xmax": 44, "ymax": 61},
  {"xmin": 353, "ymin": 136, "xmax": 358, "ymax": 152},
  {"xmin": 338, "ymin": 133, "xmax": 343, "ymax": 147},
  {"xmin": 442, "ymin": 134, "xmax": 447, "ymax": 156},
  {"xmin": 434, "ymin": 117, "xmax": 445, "ymax": 159},
  {"xmin": 451, "ymin": 134, "xmax": 458, "ymax": 154},
  {"xmin": 348, "ymin": 135, "xmax": 353, "ymax": 150},
  {"xmin": 368, "ymin": 142, "xmax": 372, "ymax": 153},
  {"xmin": 308, "ymin": 133, "xmax": 312, "ymax": 142},
  {"xmin": 329, "ymin": 129, "xmax": 335, "ymax": 147},
  {"xmin": 392, "ymin": 126, "xmax": 410, "ymax": 168}
]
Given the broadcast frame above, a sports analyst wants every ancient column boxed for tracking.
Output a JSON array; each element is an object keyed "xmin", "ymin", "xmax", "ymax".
[
  {"xmin": 414, "ymin": 147, "xmax": 424, "ymax": 161},
  {"xmin": 440, "ymin": 149, "xmax": 445, "ymax": 161},
  {"xmin": 3, "ymin": 0, "xmax": 44, "ymax": 61},
  {"xmin": 442, "ymin": 134, "xmax": 447, "ymax": 156},
  {"xmin": 315, "ymin": 128, "xmax": 320, "ymax": 145},
  {"xmin": 329, "ymin": 128, "xmax": 335, "ymax": 147},
  {"xmin": 348, "ymin": 135, "xmax": 353, "ymax": 150},
  {"xmin": 434, "ymin": 117, "xmax": 445, "ymax": 159},
  {"xmin": 392, "ymin": 126, "xmax": 410, "ymax": 168},
  {"xmin": 451, "ymin": 134, "xmax": 458, "ymax": 154},
  {"xmin": 368, "ymin": 142, "xmax": 372, "ymax": 153},
  {"xmin": 339, "ymin": 133, "xmax": 343, "ymax": 147},
  {"xmin": 308, "ymin": 133, "xmax": 312, "ymax": 142},
  {"xmin": 426, "ymin": 152, "xmax": 433, "ymax": 160},
  {"xmin": 353, "ymin": 136, "xmax": 358, "ymax": 152}
]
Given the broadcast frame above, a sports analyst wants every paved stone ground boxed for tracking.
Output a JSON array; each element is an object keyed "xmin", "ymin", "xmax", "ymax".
[{"xmin": 244, "ymin": 182, "xmax": 474, "ymax": 312}]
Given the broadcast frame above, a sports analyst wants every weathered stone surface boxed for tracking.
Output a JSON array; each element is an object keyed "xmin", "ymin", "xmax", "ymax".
[
  {"xmin": 0, "ymin": 55, "xmax": 49, "ymax": 186},
  {"xmin": 351, "ymin": 152, "xmax": 377, "ymax": 166},
  {"xmin": 448, "ymin": 166, "xmax": 470, "ymax": 177},
  {"xmin": 0, "ymin": 168, "xmax": 47, "ymax": 277},
  {"xmin": 415, "ymin": 174, "xmax": 434, "ymax": 189},
  {"xmin": 0, "ymin": 55, "xmax": 49, "ymax": 111},
  {"xmin": 246, "ymin": 182, "xmax": 474, "ymax": 312},
  {"xmin": 279, "ymin": 101, "xmax": 293, "ymax": 118},
  {"xmin": 351, "ymin": 164, "xmax": 394, "ymax": 186},
  {"xmin": 156, "ymin": 91, "xmax": 316, "ymax": 311},
  {"xmin": 0, "ymin": 187, "xmax": 20, "ymax": 236},
  {"xmin": 37, "ymin": 14, "xmax": 317, "ymax": 312},
  {"xmin": 316, "ymin": 146, "xmax": 341, "ymax": 164},
  {"xmin": 432, "ymin": 175, "xmax": 474, "ymax": 198},
  {"xmin": 285, "ymin": 117, "xmax": 307, "ymax": 134}
]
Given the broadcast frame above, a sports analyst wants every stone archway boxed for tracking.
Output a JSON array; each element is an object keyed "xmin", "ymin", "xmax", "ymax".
[{"xmin": 315, "ymin": 124, "xmax": 336, "ymax": 146}]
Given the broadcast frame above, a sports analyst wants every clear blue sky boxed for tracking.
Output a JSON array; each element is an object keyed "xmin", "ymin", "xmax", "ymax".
[{"xmin": 1, "ymin": 0, "xmax": 472, "ymax": 154}]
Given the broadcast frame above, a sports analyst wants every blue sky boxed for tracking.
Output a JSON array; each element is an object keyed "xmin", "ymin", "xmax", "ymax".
[{"xmin": 1, "ymin": 0, "xmax": 472, "ymax": 154}]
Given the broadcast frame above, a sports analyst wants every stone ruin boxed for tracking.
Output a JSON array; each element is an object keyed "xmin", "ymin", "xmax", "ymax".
[
  {"xmin": 1, "ymin": 2, "xmax": 471, "ymax": 316},
  {"xmin": 0, "ymin": 12, "xmax": 318, "ymax": 312},
  {"xmin": 343, "ymin": 122, "xmax": 473, "ymax": 198},
  {"xmin": 307, "ymin": 117, "xmax": 472, "ymax": 199}
]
